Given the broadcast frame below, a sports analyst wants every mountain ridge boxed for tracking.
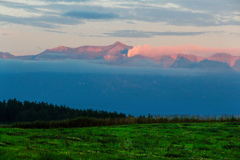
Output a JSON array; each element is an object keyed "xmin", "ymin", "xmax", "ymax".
[
  {"xmin": 31, "ymin": 41, "xmax": 132, "ymax": 60},
  {"xmin": 1, "ymin": 42, "xmax": 240, "ymax": 72}
]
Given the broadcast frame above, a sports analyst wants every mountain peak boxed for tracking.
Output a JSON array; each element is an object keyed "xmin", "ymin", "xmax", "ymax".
[
  {"xmin": 0, "ymin": 52, "xmax": 15, "ymax": 59},
  {"xmin": 54, "ymin": 46, "xmax": 68, "ymax": 50},
  {"xmin": 56, "ymin": 46, "xmax": 67, "ymax": 49},
  {"xmin": 48, "ymin": 46, "xmax": 71, "ymax": 52},
  {"xmin": 211, "ymin": 53, "xmax": 233, "ymax": 57},
  {"xmin": 171, "ymin": 57, "xmax": 193, "ymax": 68},
  {"xmin": 208, "ymin": 52, "xmax": 238, "ymax": 67},
  {"xmin": 112, "ymin": 41, "xmax": 127, "ymax": 46}
]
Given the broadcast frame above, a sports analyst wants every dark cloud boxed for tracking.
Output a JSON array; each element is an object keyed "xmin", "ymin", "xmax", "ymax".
[
  {"xmin": 36, "ymin": 46, "xmax": 42, "ymax": 50},
  {"xmin": 63, "ymin": 11, "xmax": 119, "ymax": 19},
  {"xmin": 125, "ymin": 21, "xmax": 136, "ymax": 24},
  {"xmin": 104, "ymin": 30, "xmax": 206, "ymax": 38},
  {"xmin": 37, "ymin": 16, "xmax": 83, "ymax": 25}
]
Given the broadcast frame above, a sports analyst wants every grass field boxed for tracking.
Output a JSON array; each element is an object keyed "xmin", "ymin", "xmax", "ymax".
[{"xmin": 1, "ymin": 122, "xmax": 240, "ymax": 159}]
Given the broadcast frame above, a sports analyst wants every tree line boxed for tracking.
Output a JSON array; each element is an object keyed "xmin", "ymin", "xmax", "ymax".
[
  {"xmin": 0, "ymin": 99, "xmax": 126, "ymax": 124},
  {"xmin": 1, "ymin": 99, "xmax": 240, "ymax": 129}
]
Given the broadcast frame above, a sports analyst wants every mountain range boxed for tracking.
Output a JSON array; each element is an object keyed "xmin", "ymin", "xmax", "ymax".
[{"xmin": 1, "ymin": 42, "xmax": 240, "ymax": 72}]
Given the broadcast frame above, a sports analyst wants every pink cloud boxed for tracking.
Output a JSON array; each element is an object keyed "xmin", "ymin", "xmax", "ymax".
[{"xmin": 128, "ymin": 45, "xmax": 240, "ymax": 58}]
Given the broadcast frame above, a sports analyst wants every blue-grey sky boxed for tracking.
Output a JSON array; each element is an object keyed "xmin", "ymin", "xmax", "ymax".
[{"xmin": 0, "ymin": 0, "xmax": 240, "ymax": 55}]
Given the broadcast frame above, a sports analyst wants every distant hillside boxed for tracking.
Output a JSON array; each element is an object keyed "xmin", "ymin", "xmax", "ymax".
[
  {"xmin": 171, "ymin": 57, "xmax": 194, "ymax": 68},
  {"xmin": 233, "ymin": 59, "xmax": 240, "ymax": 72},
  {"xmin": 117, "ymin": 54, "xmax": 159, "ymax": 66},
  {"xmin": 0, "ymin": 52, "xmax": 15, "ymax": 59},
  {"xmin": 189, "ymin": 59, "xmax": 235, "ymax": 72}
]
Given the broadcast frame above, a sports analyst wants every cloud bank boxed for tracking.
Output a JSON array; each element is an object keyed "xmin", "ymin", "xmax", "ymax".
[
  {"xmin": 128, "ymin": 45, "xmax": 240, "ymax": 57},
  {"xmin": 105, "ymin": 30, "xmax": 206, "ymax": 38},
  {"xmin": 1, "ymin": 0, "xmax": 240, "ymax": 28}
]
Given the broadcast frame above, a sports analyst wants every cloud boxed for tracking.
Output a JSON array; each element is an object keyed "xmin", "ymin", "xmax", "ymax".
[
  {"xmin": 131, "ymin": 8, "xmax": 233, "ymax": 26},
  {"xmin": 0, "ymin": 4, "xmax": 42, "ymax": 18},
  {"xmin": 105, "ymin": 30, "xmax": 206, "ymax": 38},
  {"xmin": 0, "ymin": 1, "xmax": 38, "ymax": 12},
  {"xmin": 173, "ymin": 0, "xmax": 240, "ymax": 14},
  {"xmin": 128, "ymin": 45, "xmax": 240, "ymax": 57},
  {"xmin": 0, "ymin": 33, "xmax": 11, "ymax": 36},
  {"xmin": 63, "ymin": 11, "xmax": 119, "ymax": 19},
  {"xmin": 155, "ymin": 32, "xmax": 206, "ymax": 36},
  {"xmin": 230, "ymin": 32, "xmax": 240, "ymax": 36},
  {"xmin": 42, "ymin": 29, "xmax": 67, "ymax": 34},
  {"xmin": 44, "ymin": 0, "xmax": 88, "ymax": 1},
  {"xmin": 125, "ymin": 21, "xmax": 135, "ymax": 24},
  {"xmin": 105, "ymin": 30, "xmax": 151, "ymax": 38},
  {"xmin": 117, "ymin": 1, "xmax": 240, "ymax": 26},
  {"xmin": 0, "ymin": 14, "xmax": 56, "ymax": 28},
  {"xmin": 0, "ymin": 14, "xmax": 83, "ymax": 28},
  {"xmin": 1, "ymin": 0, "xmax": 240, "ymax": 30}
]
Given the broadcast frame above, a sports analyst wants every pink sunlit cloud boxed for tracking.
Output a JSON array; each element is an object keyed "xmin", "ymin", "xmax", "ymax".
[{"xmin": 128, "ymin": 45, "xmax": 240, "ymax": 58}]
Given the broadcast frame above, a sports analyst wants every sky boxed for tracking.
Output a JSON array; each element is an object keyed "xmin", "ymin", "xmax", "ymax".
[{"xmin": 0, "ymin": 0, "xmax": 240, "ymax": 56}]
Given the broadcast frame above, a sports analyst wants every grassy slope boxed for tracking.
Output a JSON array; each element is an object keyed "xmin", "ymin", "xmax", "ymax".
[{"xmin": 1, "ymin": 122, "xmax": 240, "ymax": 159}]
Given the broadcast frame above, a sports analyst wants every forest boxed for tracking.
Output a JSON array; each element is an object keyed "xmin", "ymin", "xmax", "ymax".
[
  {"xmin": 0, "ymin": 98, "xmax": 126, "ymax": 124},
  {"xmin": 1, "ymin": 99, "xmax": 240, "ymax": 129}
]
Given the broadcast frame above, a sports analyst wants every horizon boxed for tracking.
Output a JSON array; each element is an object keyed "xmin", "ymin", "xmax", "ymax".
[
  {"xmin": 2, "ymin": 41, "xmax": 240, "ymax": 57},
  {"xmin": 0, "ymin": 0, "xmax": 240, "ymax": 56}
]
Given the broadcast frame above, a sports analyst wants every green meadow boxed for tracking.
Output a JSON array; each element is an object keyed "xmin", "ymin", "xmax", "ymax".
[{"xmin": 1, "ymin": 122, "xmax": 240, "ymax": 159}]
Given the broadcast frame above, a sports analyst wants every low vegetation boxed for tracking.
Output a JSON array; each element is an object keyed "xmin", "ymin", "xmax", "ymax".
[
  {"xmin": 11, "ymin": 115, "xmax": 240, "ymax": 129},
  {"xmin": 1, "ymin": 122, "xmax": 240, "ymax": 159}
]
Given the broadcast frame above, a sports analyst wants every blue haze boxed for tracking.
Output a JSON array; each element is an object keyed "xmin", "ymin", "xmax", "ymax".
[{"xmin": 0, "ymin": 59, "xmax": 240, "ymax": 116}]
